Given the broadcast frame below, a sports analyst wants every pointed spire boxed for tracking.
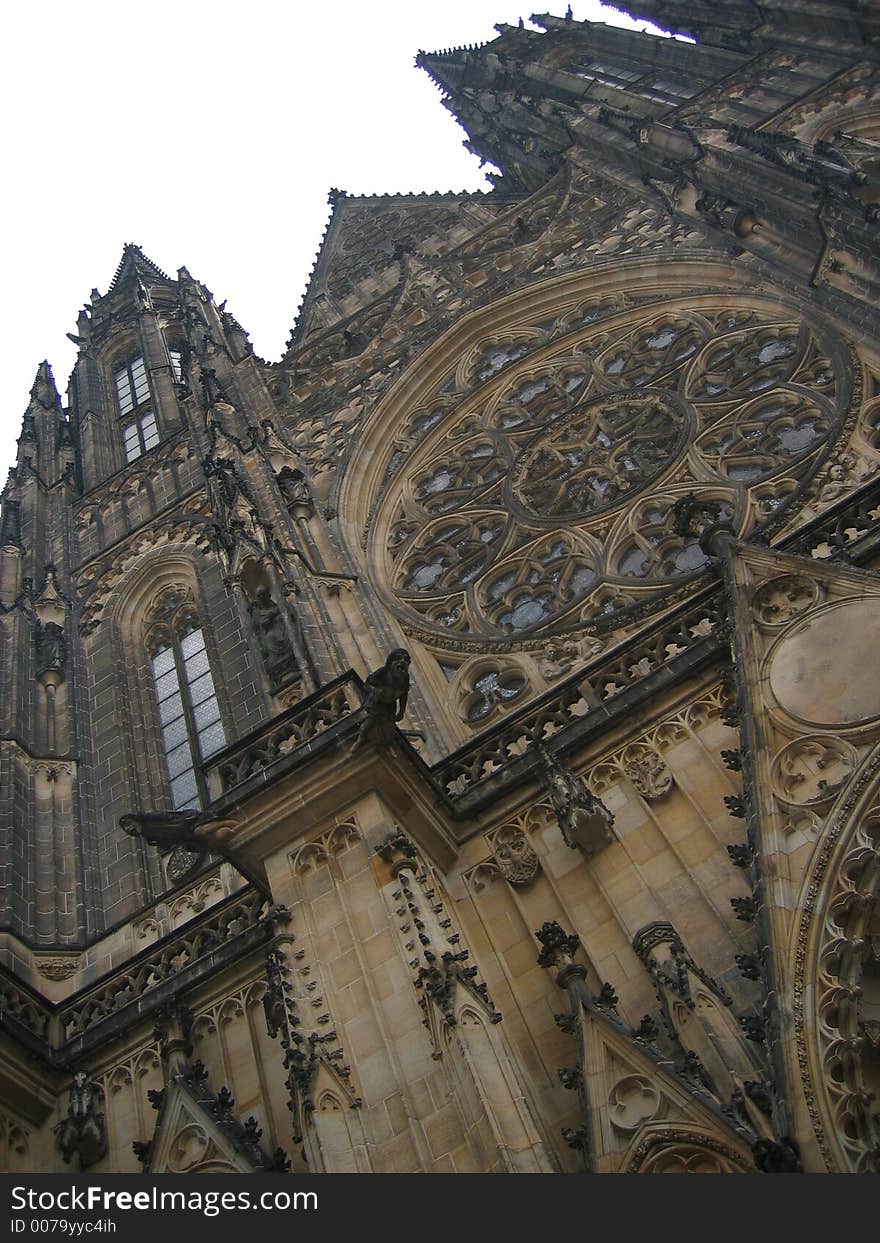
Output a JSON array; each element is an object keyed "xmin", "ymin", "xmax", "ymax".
[
  {"xmin": 29, "ymin": 361, "xmax": 61, "ymax": 412},
  {"xmin": 106, "ymin": 243, "xmax": 172, "ymax": 297}
]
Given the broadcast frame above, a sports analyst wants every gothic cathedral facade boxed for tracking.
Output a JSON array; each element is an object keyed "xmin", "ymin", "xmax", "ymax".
[{"xmin": 1, "ymin": 3, "xmax": 879, "ymax": 1175}]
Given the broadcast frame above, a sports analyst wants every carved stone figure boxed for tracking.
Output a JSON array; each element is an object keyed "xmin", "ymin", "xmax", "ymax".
[
  {"xmin": 35, "ymin": 620, "xmax": 66, "ymax": 681},
  {"xmin": 277, "ymin": 466, "xmax": 314, "ymax": 517},
  {"xmin": 538, "ymin": 640, "xmax": 579, "ymax": 681},
  {"xmin": 249, "ymin": 586, "xmax": 298, "ymax": 687},
  {"xmin": 623, "ymin": 748, "xmax": 674, "ymax": 800},
  {"xmin": 55, "ymin": 1072, "xmax": 107, "ymax": 1168},
  {"xmin": 355, "ymin": 649, "xmax": 411, "ymax": 749}
]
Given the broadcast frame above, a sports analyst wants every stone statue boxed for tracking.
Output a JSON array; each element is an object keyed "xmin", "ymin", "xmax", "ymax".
[
  {"xmin": 35, "ymin": 620, "xmax": 66, "ymax": 681},
  {"xmin": 277, "ymin": 466, "xmax": 313, "ymax": 515},
  {"xmin": 355, "ymin": 649, "xmax": 411, "ymax": 749},
  {"xmin": 249, "ymin": 586, "xmax": 297, "ymax": 686},
  {"xmin": 55, "ymin": 1071, "xmax": 107, "ymax": 1168}
]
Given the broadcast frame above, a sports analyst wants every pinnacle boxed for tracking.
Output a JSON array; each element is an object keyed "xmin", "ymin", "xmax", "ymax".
[
  {"xmin": 106, "ymin": 243, "xmax": 172, "ymax": 296},
  {"xmin": 28, "ymin": 360, "xmax": 61, "ymax": 412}
]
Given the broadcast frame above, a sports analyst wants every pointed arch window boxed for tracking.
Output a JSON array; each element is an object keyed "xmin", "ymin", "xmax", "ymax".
[
  {"xmin": 147, "ymin": 596, "xmax": 226, "ymax": 810},
  {"xmin": 114, "ymin": 350, "xmax": 182, "ymax": 463},
  {"xmin": 115, "ymin": 355, "xmax": 157, "ymax": 463}
]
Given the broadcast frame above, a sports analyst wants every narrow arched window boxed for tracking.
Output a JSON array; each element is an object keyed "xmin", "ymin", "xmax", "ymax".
[
  {"xmin": 146, "ymin": 592, "xmax": 226, "ymax": 810},
  {"xmin": 115, "ymin": 356, "xmax": 158, "ymax": 463},
  {"xmin": 114, "ymin": 350, "xmax": 181, "ymax": 463}
]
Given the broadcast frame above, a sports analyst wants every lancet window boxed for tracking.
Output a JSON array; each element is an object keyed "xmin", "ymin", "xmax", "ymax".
[
  {"xmin": 114, "ymin": 350, "xmax": 182, "ymax": 463},
  {"xmin": 146, "ymin": 591, "xmax": 226, "ymax": 811}
]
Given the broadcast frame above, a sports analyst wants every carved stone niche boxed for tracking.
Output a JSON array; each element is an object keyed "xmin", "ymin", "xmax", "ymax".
[{"xmin": 240, "ymin": 559, "xmax": 300, "ymax": 692}]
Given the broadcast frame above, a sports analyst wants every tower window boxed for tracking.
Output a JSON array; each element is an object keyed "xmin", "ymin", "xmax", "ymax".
[
  {"xmin": 115, "ymin": 354, "xmax": 166, "ymax": 463},
  {"xmin": 115, "ymin": 356, "xmax": 150, "ymax": 416},
  {"xmin": 123, "ymin": 413, "xmax": 159, "ymax": 462},
  {"xmin": 149, "ymin": 613, "xmax": 225, "ymax": 810},
  {"xmin": 169, "ymin": 350, "xmax": 183, "ymax": 383}
]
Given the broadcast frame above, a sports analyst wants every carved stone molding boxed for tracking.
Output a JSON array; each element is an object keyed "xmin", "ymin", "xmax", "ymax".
[
  {"xmin": 627, "ymin": 1129, "xmax": 751, "ymax": 1174},
  {"xmin": 794, "ymin": 750, "xmax": 880, "ymax": 1173}
]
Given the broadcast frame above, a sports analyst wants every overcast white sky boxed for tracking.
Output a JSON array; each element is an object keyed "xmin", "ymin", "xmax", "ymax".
[{"xmin": 0, "ymin": 1, "xmax": 662, "ymax": 486}]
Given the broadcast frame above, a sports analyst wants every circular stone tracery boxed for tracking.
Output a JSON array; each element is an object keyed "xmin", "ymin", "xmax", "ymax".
[
  {"xmin": 510, "ymin": 389, "xmax": 688, "ymax": 519},
  {"xmin": 371, "ymin": 291, "xmax": 850, "ymax": 645}
]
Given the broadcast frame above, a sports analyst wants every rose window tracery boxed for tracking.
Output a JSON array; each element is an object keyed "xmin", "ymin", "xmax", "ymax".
[{"xmin": 372, "ymin": 294, "xmax": 851, "ymax": 644}]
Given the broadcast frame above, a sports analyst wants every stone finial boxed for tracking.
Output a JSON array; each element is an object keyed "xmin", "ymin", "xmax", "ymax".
[
  {"xmin": 535, "ymin": 920, "xmax": 582, "ymax": 973},
  {"xmin": 537, "ymin": 746, "xmax": 614, "ymax": 855}
]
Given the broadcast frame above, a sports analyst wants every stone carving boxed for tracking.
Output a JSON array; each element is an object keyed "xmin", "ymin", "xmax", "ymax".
[
  {"xmin": 632, "ymin": 921, "xmax": 767, "ymax": 1111},
  {"xmin": 168, "ymin": 1123, "xmax": 212, "ymax": 1172},
  {"xmin": 489, "ymin": 826, "xmax": 540, "ymax": 887},
  {"xmin": 277, "ymin": 466, "xmax": 314, "ymax": 518},
  {"xmin": 537, "ymin": 639, "xmax": 579, "ymax": 682},
  {"xmin": 608, "ymin": 1075, "xmax": 662, "ymax": 1132},
  {"xmin": 34, "ymin": 956, "xmax": 79, "ymax": 982},
  {"xmin": 535, "ymin": 920, "xmax": 582, "ymax": 971},
  {"xmin": 771, "ymin": 736, "xmax": 858, "ymax": 808},
  {"xmin": 622, "ymin": 745, "xmax": 674, "ymax": 801},
  {"xmin": 249, "ymin": 586, "xmax": 299, "ymax": 689},
  {"xmin": 55, "ymin": 1072, "xmax": 107, "ymax": 1168},
  {"xmin": 165, "ymin": 844, "xmax": 204, "ymax": 884},
  {"xmin": 751, "ymin": 1137, "xmax": 802, "ymax": 1173},
  {"xmin": 752, "ymin": 574, "xmax": 819, "ymax": 626},
  {"xmin": 537, "ymin": 746, "xmax": 615, "ymax": 855},
  {"xmin": 640, "ymin": 1144, "xmax": 735, "ymax": 1174},
  {"xmin": 388, "ymin": 839, "xmax": 502, "ymax": 1049},
  {"xmin": 354, "ymin": 649, "xmax": 411, "ymax": 748},
  {"xmin": 35, "ymin": 620, "xmax": 66, "ymax": 682}
]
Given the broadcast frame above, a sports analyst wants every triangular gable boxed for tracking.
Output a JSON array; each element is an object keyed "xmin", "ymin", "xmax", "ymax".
[
  {"xmin": 287, "ymin": 189, "xmax": 522, "ymax": 352},
  {"xmin": 143, "ymin": 1076, "xmax": 260, "ymax": 1174},
  {"xmin": 574, "ymin": 1000, "xmax": 753, "ymax": 1171}
]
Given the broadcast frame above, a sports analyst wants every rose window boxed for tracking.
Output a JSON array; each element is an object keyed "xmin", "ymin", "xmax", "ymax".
[
  {"xmin": 372, "ymin": 296, "xmax": 849, "ymax": 644},
  {"xmin": 511, "ymin": 392, "xmax": 688, "ymax": 518}
]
